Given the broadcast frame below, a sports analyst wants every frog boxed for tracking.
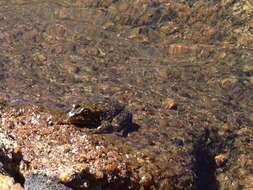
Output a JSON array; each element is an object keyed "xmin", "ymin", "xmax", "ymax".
[{"xmin": 65, "ymin": 97, "xmax": 133, "ymax": 135}]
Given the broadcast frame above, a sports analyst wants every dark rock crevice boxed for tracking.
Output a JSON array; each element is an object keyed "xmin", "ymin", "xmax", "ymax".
[
  {"xmin": 65, "ymin": 170, "xmax": 139, "ymax": 190},
  {"xmin": 193, "ymin": 129, "xmax": 220, "ymax": 190},
  {"xmin": 0, "ymin": 148, "xmax": 25, "ymax": 185}
]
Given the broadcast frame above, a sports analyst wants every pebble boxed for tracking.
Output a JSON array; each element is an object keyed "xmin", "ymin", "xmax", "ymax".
[
  {"xmin": 220, "ymin": 78, "xmax": 238, "ymax": 89},
  {"xmin": 63, "ymin": 63, "xmax": 80, "ymax": 74},
  {"xmin": 33, "ymin": 53, "xmax": 47, "ymax": 63},
  {"xmin": 160, "ymin": 25, "xmax": 178, "ymax": 34},
  {"xmin": 214, "ymin": 154, "xmax": 227, "ymax": 167},
  {"xmin": 206, "ymin": 26, "xmax": 217, "ymax": 37},
  {"xmin": 162, "ymin": 98, "xmax": 177, "ymax": 110},
  {"xmin": 242, "ymin": 65, "xmax": 253, "ymax": 73},
  {"xmin": 168, "ymin": 44, "xmax": 195, "ymax": 56}
]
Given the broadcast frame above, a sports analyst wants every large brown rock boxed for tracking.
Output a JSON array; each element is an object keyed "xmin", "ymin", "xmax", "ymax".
[{"xmin": 0, "ymin": 105, "xmax": 194, "ymax": 189}]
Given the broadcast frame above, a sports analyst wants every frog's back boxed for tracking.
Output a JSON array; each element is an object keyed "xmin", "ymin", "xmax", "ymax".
[{"xmin": 85, "ymin": 96, "xmax": 125, "ymax": 114}]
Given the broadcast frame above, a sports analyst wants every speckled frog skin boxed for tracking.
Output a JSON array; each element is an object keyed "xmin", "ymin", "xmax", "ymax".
[{"xmin": 66, "ymin": 98, "xmax": 133, "ymax": 134}]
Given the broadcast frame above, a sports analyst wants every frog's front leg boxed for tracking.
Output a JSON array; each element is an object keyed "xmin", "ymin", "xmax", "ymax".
[
  {"xmin": 93, "ymin": 120, "xmax": 113, "ymax": 134},
  {"xmin": 112, "ymin": 111, "xmax": 132, "ymax": 132}
]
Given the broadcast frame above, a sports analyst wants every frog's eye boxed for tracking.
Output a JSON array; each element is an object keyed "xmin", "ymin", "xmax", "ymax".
[{"xmin": 72, "ymin": 104, "xmax": 81, "ymax": 109}]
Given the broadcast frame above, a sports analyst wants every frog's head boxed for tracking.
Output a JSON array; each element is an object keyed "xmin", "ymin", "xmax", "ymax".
[
  {"xmin": 68, "ymin": 104, "xmax": 86, "ymax": 117},
  {"xmin": 67, "ymin": 104, "xmax": 103, "ymax": 128}
]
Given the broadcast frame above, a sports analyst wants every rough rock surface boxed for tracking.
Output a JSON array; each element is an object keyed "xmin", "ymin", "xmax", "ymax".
[
  {"xmin": 0, "ymin": 105, "xmax": 194, "ymax": 189},
  {"xmin": 0, "ymin": 175, "xmax": 23, "ymax": 190},
  {"xmin": 24, "ymin": 174, "xmax": 72, "ymax": 190}
]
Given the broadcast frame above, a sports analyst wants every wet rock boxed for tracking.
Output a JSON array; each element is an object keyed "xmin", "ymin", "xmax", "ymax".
[
  {"xmin": 0, "ymin": 175, "xmax": 23, "ymax": 190},
  {"xmin": 247, "ymin": 76, "xmax": 253, "ymax": 85},
  {"xmin": 214, "ymin": 154, "xmax": 227, "ymax": 167},
  {"xmin": 24, "ymin": 174, "xmax": 72, "ymax": 190},
  {"xmin": 33, "ymin": 53, "xmax": 47, "ymax": 63},
  {"xmin": 160, "ymin": 25, "xmax": 178, "ymax": 35},
  {"xmin": 62, "ymin": 63, "xmax": 80, "ymax": 75},
  {"xmin": 205, "ymin": 26, "xmax": 217, "ymax": 38},
  {"xmin": 168, "ymin": 44, "xmax": 195, "ymax": 56},
  {"xmin": 0, "ymin": 105, "xmax": 194, "ymax": 189},
  {"xmin": 162, "ymin": 98, "xmax": 177, "ymax": 110},
  {"xmin": 215, "ymin": 126, "xmax": 253, "ymax": 190},
  {"xmin": 242, "ymin": 64, "xmax": 253, "ymax": 73},
  {"xmin": 220, "ymin": 77, "xmax": 238, "ymax": 89}
]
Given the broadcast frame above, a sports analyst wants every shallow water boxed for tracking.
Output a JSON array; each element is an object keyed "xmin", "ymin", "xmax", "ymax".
[{"xmin": 0, "ymin": 0, "xmax": 252, "ymax": 189}]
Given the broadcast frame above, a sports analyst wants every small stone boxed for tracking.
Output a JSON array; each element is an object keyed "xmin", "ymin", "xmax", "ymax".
[
  {"xmin": 247, "ymin": 76, "xmax": 253, "ymax": 85},
  {"xmin": 59, "ymin": 171, "xmax": 71, "ymax": 183},
  {"xmin": 218, "ymin": 52, "xmax": 227, "ymax": 59},
  {"xmin": 220, "ymin": 78, "xmax": 238, "ymax": 89},
  {"xmin": 95, "ymin": 170, "xmax": 104, "ymax": 179},
  {"xmin": 33, "ymin": 52, "xmax": 47, "ymax": 62},
  {"xmin": 103, "ymin": 22, "xmax": 115, "ymax": 31},
  {"xmin": 215, "ymin": 154, "xmax": 227, "ymax": 167},
  {"xmin": 160, "ymin": 25, "xmax": 178, "ymax": 34},
  {"xmin": 63, "ymin": 63, "xmax": 80, "ymax": 74},
  {"xmin": 128, "ymin": 27, "xmax": 142, "ymax": 39},
  {"xmin": 248, "ymin": 113, "xmax": 253, "ymax": 123},
  {"xmin": 168, "ymin": 44, "xmax": 195, "ymax": 56},
  {"xmin": 206, "ymin": 26, "xmax": 217, "ymax": 37},
  {"xmin": 163, "ymin": 98, "xmax": 177, "ymax": 110},
  {"xmin": 242, "ymin": 65, "xmax": 253, "ymax": 73}
]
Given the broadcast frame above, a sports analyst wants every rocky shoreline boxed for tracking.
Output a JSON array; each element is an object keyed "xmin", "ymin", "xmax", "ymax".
[{"xmin": 0, "ymin": 104, "xmax": 194, "ymax": 189}]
